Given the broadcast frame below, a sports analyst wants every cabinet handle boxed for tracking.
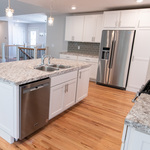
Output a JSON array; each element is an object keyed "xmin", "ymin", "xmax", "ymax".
[
  {"xmin": 65, "ymin": 84, "xmax": 69, "ymax": 93},
  {"xmin": 92, "ymin": 37, "xmax": 95, "ymax": 42},
  {"xmin": 67, "ymin": 84, "xmax": 68, "ymax": 92},
  {"xmin": 65, "ymin": 85, "xmax": 67, "ymax": 93},
  {"xmin": 79, "ymin": 72, "xmax": 82, "ymax": 79},
  {"xmin": 115, "ymin": 21, "xmax": 118, "ymax": 27},
  {"xmin": 119, "ymin": 21, "xmax": 121, "ymax": 27},
  {"xmin": 72, "ymin": 36, "xmax": 74, "ymax": 41}
]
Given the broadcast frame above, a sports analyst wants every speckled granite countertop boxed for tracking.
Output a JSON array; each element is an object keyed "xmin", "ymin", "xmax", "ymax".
[
  {"xmin": 125, "ymin": 93, "xmax": 150, "ymax": 134},
  {"xmin": 60, "ymin": 52, "xmax": 99, "ymax": 58},
  {"xmin": 0, "ymin": 58, "xmax": 91, "ymax": 85}
]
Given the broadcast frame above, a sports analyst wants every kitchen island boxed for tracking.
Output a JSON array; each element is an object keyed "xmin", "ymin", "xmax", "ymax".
[
  {"xmin": 0, "ymin": 58, "xmax": 91, "ymax": 144},
  {"xmin": 121, "ymin": 94, "xmax": 150, "ymax": 150}
]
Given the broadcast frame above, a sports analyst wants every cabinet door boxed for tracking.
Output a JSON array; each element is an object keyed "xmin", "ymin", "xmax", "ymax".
[
  {"xmin": 65, "ymin": 16, "xmax": 84, "ymax": 42},
  {"xmin": 95, "ymin": 14, "xmax": 103, "ymax": 43},
  {"xmin": 103, "ymin": 11, "xmax": 120, "ymax": 28},
  {"xmin": 63, "ymin": 79, "xmax": 77, "ymax": 110},
  {"xmin": 90, "ymin": 62, "xmax": 98, "ymax": 80},
  {"xmin": 127, "ymin": 29, "xmax": 150, "ymax": 92},
  {"xmin": 73, "ymin": 16, "xmax": 84, "ymax": 42},
  {"xmin": 83, "ymin": 15, "xmax": 98, "ymax": 42},
  {"xmin": 139, "ymin": 9, "xmax": 150, "ymax": 28},
  {"xmin": 49, "ymin": 84, "xmax": 64, "ymax": 119},
  {"xmin": 120, "ymin": 10, "xmax": 138, "ymax": 28},
  {"xmin": 76, "ymin": 67, "xmax": 90, "ymax": 103},
  {"xmin": 65, "ymin": 16, "xmax": 74, "ymax": 41},
  {"xmin": 124, "ymin": 128, "xmax": 150, "ymax": 150}
]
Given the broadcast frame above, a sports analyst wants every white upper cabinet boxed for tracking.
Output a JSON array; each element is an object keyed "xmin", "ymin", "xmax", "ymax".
[
  {"xmin": 83, "ymin": 14, "xmax": 103, "ymax": 43},
  {"xmin": 103, "ymin": 11, "xmax": 120, "ymax": 28},
  {"xmin": 139, "ymin": 9, "xmax": 150, "ymax": 28},
  {"xmin": 120, "ymin": 10, "xmax": 139, "ymax": 28},
  {"xmin": 65, "ymin": 16, "xmax": 84, "ymax": 42},
  {"xmin": 104, "ymin": 10, "xmax": 138, "ymax": 28},
  {"xmin": 65, "ymin": 14, "xmax": 103, "ymax": 43}
]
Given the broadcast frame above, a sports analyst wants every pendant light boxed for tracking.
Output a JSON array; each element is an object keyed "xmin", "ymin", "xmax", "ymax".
[
  {"xmin": 6, "ymin": 0, "xmax": 14, "ymax": 17},
  {"xmin": 48, "ymin": 16, "xmax": 54, "ymax": 26},
  {"xmin": 48, "ymin": 0, "xmax": 54, "ymax": 26}
]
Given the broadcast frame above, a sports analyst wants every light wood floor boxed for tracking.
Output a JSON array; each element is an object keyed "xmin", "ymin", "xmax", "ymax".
[{"xmin": 0, "ymin": 82, "xmax": 135, "ymax": 150}]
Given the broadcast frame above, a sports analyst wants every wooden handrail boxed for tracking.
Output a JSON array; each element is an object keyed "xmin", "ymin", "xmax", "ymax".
[
  {"xmin": 18, "ymin": 47, "xmax": 46, "ymax": 51},
  {"xmin": 5, "ymin": 45, "xmax": 24, "ymax": 47}
]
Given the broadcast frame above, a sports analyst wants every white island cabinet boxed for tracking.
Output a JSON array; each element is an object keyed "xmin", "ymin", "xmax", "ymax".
[
  {"xmin": 0, "ymin": 58, "xmax": 91, "ymax": 144},
  {"xmin": 0, "ymin": 82, "xmax": 19, "ymax": 144},
  {"xmin": 121, "ymin": 125, "xmax": 150, "ymax": 150},
  {"xmin": 49, "ymin": 71, "xmax": 77, "ymax": 119},
  {"xmin": 76, "ymin": 67, "xmax": 90, "ymax": 103},
  {"xmin": 49, "ymin": 67, "xmax": 90, "ymax": 119}
]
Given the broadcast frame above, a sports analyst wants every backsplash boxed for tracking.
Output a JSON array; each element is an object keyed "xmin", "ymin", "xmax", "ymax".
[{"xmin": 68, "ymin": 42, "xmax": 100, "ymax": 55}]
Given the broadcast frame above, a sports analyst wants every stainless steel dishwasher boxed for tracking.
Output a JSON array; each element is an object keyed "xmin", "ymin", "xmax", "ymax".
[{"xmin": 19, "ymin": 78, "xmax": 50, "ymax": 140}]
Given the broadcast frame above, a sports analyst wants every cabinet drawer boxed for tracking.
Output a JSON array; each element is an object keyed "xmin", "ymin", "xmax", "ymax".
[
  {"xmin": 60, "ymin": 54, "xmax": 78, "ymax": 60},
  {"xmin": 78, "ymin": 56, "xmax": 98, "ymax": 63},
  {"xmin": 51, "ymin": 71, "xmax": 77, "ymax": 87}
]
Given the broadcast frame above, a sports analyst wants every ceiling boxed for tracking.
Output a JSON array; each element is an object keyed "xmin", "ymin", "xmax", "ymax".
[
  {"xmin": 18, "ymin": 0, "xmax": 150, "ymax": 14},
  {"xmin": 0, "ymin": 13, "xmax": 47, "ymax": 23},
  {"xmin": 0, "ymin": 0, "xmax": 49, "ymax": 17}
]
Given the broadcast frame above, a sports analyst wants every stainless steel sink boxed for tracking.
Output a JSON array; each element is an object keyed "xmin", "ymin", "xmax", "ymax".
[
  {"xmin": 48, "ymin": 64, "xmax": 71, "ymax": 69},
  {"xmin": 35, "ymin": 66, "xmax": 59, "ymax": 72},
  {"xmin": 35, "ymin": 64, "xmax": 71, "ymax": 72}
]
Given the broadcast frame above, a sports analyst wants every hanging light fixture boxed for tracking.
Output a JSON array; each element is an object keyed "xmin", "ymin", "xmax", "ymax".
[
  {"xmin": 6, "ymin": 0, "xmax": 14, "ymax": 17},
  {"xmin": 48, "ymin": 16, "xmax": 54, "ymax": 26},
  {"xmin": 48, "ymin": 0, "xmax": 54, "ymax": 26}
]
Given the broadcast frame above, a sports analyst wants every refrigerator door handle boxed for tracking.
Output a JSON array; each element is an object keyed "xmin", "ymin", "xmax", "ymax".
[{"xmin": 109, "ymin": 41, "xmax": 116, "ymax": 68}]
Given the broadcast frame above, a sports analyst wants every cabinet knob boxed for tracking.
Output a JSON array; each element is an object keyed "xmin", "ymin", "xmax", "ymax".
[
  {"xmin": 92, "ymin": 37, "xmax": 95, "ymax": 42},
  {"xmin": 72, "ymin": 36, "xmax": 75, "ymax": 41},
  {"xmin": 79, "ymin": 72, "xmax": 82, "ymax": 79}
]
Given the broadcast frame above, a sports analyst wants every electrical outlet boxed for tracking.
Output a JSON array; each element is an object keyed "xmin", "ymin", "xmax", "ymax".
[{"xmin": 78, "ymin": 46, "xmax": 80, "ymax": 50}]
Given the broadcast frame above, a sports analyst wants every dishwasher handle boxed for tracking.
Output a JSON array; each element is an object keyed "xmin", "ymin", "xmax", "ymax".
[{"xmin": 23, "ymin": 83, "xmax": 49, "ymax": 94}]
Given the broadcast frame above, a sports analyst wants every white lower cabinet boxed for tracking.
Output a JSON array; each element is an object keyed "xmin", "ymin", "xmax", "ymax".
[
  {"xmin": 122, "ymin": 126, "xmax": 150, "ymax": 150},
  {"xmin": 60, "ymin": 54, "xmax": 98, "ymax": 81},
  {"xmin": 76, "ymin": 67, "xmax": 90, "ymax": 103},
  {"xmin": 49, "ymin": 68, "xmax": 90, "ymax": 119},
  {"xmin": 60, "ymin": 54, "xmax": 78, "ymax": 60},
  {"xmin": 49, "ymin": 78, "xmax": 77, "ymax": 119},
  {"xmin": 63, "ymin": 79, "xmax": 77, "ymax": 110},
  {"xmin": 49, "ymin": 84, "xmax": 64, "ymax": 119}
]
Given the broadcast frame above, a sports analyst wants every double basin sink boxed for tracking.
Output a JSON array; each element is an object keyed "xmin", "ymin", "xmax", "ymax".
[{"xmin": 35, "ymin": 64, "xmax": 71, "ymax": 72}]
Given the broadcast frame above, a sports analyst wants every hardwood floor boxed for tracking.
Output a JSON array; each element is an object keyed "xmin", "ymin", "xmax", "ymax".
[{"xmin": 0, "ymin": 82, "xmax": 135, "ymax": 150}]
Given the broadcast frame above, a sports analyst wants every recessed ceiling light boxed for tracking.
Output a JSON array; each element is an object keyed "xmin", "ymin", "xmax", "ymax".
[
  {"xmin": 136, "ymin": 0, "xmax": 143, "ymax": 3},
  {"xmin": 71, "ymin": 6, "xmax": 76, "ymax": 10}
]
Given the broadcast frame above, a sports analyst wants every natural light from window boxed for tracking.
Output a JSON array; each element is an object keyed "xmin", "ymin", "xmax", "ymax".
[{"xmin": 30, "ymin": 31, "xmax": 36, "ymax": 45}]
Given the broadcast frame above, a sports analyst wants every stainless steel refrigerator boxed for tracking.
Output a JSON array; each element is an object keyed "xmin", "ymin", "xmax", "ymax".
[{"xmin": 96, "ymin": 30, "xmax": 135, "ymax": 89}]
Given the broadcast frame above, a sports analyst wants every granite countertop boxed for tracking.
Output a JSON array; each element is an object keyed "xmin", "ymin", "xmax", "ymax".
[
  {"xmin": 60, "ymin": 52, "xmax": 99, "ymax": 58},
  {"xmin": 0, "ymin": 58, "xmax": 91, "ymax": 85},
  {"xmin": 125, "ymin": 93, "xmax": 150, "ymax": 134}
]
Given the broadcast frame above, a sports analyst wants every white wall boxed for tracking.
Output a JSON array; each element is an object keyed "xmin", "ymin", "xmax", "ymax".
[
  {"xmin": 27, "ymin": 23, "xmax": 46, "ymax": 47},
  {"xmin": 146, "ymin": 60, "xmax": 150, "ymax": 81},
  {"xmin": 46, "ymin": 15, "xmax": 68, "ymax": 58},
  {"xmin": 0, "ymin": 22, "xmax": 8, "ymax": 57}
]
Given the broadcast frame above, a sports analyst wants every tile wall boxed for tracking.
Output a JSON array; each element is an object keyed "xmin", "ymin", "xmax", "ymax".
[{"xmin": 68, "ymin": 42, "xmax": 100, "ymax": 55}]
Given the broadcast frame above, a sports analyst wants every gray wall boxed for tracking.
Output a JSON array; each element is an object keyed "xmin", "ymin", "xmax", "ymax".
[
  {"xmin": 46, "ymin": 15, "xmax": 68, "ymax": 58},
  {"xmin": 0, "ymin": 22, "xmax": 8, "ymax": 57}
]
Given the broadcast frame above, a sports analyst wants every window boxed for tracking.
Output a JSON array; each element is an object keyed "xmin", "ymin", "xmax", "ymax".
[{"xmin": 30, "ymin": 31, "xmax": 36, "ymax": 45}]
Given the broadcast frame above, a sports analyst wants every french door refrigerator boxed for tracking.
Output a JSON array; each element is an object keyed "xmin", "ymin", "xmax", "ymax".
[{"xmin": 96, "ymin": 30, "xmax": 135, "ymax": 89}]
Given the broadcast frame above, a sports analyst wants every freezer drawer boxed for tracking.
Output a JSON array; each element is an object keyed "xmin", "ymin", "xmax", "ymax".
[{"xmin": 19, "ymin": 78, "xmax": 50, "ymax": 140}]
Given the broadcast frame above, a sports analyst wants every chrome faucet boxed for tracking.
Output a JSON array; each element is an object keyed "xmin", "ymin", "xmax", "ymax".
[{"xmin": 41, "ymin": 54, "xmax": 52, "ymax": 65}]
